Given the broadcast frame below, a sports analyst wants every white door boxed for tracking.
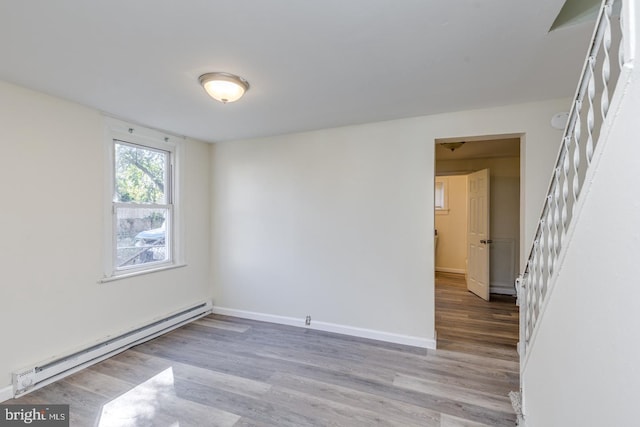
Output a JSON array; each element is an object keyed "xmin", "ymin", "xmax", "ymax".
[{"xmin": 467, "ymin": 169, "xmax": 491, "ymax": 300}]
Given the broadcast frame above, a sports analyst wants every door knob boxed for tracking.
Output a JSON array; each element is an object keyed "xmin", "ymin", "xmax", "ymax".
[{"xmin": 480, "ymin": 239, "xmax": 493, "ymax": 244}]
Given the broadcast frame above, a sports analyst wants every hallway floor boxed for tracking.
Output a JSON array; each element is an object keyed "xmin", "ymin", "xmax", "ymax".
[{"xmin": 435, "ymin": 271, "xmax": 519, "ymax": 362}]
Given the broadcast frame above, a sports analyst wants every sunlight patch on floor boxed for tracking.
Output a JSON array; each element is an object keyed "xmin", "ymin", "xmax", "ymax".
[
  {"xmin": 97, "ymin": 367, "xmax": 178, "ymax": 427},
  {"xmin": 95, "ymin": 365, "xmax": 240, "ymax": 427}
]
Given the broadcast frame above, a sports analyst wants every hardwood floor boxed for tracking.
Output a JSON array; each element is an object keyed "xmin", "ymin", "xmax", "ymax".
[
  {"xmin": 435, "ymin": 272, "xmax": 519, "ymax": 361},
  {"xmin": 6, "ymin": 276, "xmax": 519, "ymax": 426}
]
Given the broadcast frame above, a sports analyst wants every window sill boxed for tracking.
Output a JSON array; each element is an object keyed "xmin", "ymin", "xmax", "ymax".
[
  {"xmin": 99, "ymin": 263, "xmax": 187, "ymax": 284},
  {"xmin": 435, "ymin": 209, "xmax": 450, "ymax": 215}
]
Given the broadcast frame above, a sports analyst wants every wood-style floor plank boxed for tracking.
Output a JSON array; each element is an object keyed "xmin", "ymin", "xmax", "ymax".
[
  {"xmin": 436, "ymin": 271, "xmax": 519, "ymax": 361},
  {"xmin": 6, "ymin": 272, "xmax": 519, "ymax": 426}
]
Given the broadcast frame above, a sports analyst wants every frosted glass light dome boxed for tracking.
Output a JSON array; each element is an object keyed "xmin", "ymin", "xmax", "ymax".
[{"xmin": 199, "ymin": 72, "xmax": 250, "ymax": 103}]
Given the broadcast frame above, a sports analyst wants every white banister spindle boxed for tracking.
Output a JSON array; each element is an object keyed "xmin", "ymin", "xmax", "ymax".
[
  {"xmin": 546, "ymin": 196, "xmax": 555, "ymax": 283},
  {"xmin": 524, "ymin": 278, "xmax": 530, "ymax": 347},
  {"xmin": 552, "ymin": 173, "xmax": 561, "ymax": 264},
  {"xmin": 538, "ymin": 223, "xmax": 546, "ymax": 307},
  {"xmin": 526, "ymin": 257, "xmax": 535, "ymax": 342},
  {"xmin": 522, "ymin": 275, "xmax": 529, "ymax": 344},
  {"xmin": 601, "ymin": 3, "xmax": 612, "ymax": 120},
  {"xmin": 519, "ymin": 0, "xmax": 632, "ymax": 368},
  {"xmin": 561, "ymin": 137, "xmax": 570, "ymax": 230},
  {"xmin": 572, "ymin": 99, "xmax": 582, "ymax": 207},
  {"xmin": 586, "ymin": 57, "xmax": 596, "ymax": 166},
  {"xmin": 528, "ymin": 243, "xmax": 538, "ymax": 336},
  {"xmin": 517, "ymin": 275, "xmax": 526, "ymax": 356}
]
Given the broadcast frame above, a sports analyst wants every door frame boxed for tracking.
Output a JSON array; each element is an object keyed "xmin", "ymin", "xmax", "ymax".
[
  {"xmin": 433, "ymin": 133, "xmax": 525, "ymax": 343},
  {"xmin": 434, "ymin": 132, "xmax": 526, "ymax": 269}
]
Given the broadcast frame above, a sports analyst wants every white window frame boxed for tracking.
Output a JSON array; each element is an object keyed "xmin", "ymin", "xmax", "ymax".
[
  {"xmin": 435, "ymin": 177, "xmax": 449, "ymax": 214},
  {"xmin": 102, "ymin": 118, "xmax": 184, "ymax": 281}
]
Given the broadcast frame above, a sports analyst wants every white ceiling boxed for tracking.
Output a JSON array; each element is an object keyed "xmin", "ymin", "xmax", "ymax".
[{"xmin": 0, "ymin": 1, "xmax": 594, "ymax": 142}]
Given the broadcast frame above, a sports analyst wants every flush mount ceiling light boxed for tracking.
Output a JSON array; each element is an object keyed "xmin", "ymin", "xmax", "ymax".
[
  {"xmin": 199, "ymin": 72, "xmax": 250, "ymax": 104},
  {"xmin": 440, "ymin": 141, "xmax": 466, "ymax": 152}
]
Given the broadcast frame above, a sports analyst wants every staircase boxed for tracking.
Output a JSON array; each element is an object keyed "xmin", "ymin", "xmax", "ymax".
[{"xmin": 517, "ymin": 0, "xmax": 637, "ymax": 424}]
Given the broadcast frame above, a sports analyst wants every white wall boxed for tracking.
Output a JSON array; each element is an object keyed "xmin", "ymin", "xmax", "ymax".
[
  {"xmin": 0, "ymin": 81, "xmax": 212, "ymax": 391},
  {"xmin": 434, "ymin": 175, "xmax": 468, "ymax": 273},
  {"xmin": 522, "ymin": 58, "xmax": 640, "ymax": 425},
  {"xmin": 211, "ymin": 124, "xmax": 434, "ymax": 344},
  {"xmin": 211, "ymin": 98, "xmax": 568, "ymax": 344}
]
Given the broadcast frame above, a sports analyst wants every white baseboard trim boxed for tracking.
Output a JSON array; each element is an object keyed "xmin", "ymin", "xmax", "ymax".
[
  {"xmin": 435, "ymin": 267, "xmax": 466, "ymax": 274},
  {"xmin": 0, "ymin": 385, "xmax": 13, "ymax": 402},
  {"xmin": 491, "ymin": 282, "xmax": 517, "ymax": 296},
  {"xmin": 212, "ymin": 307, "xmax": 436, "ymax": 349}
]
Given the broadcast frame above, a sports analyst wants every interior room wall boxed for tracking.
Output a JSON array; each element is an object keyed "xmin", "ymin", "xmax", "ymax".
[
  {"xmin": 211, "ymin": 98, "xmax": 569, "ymax": 345},
  {"xmin": 0, "ymin": 80, "xmax": 212, "ymax": 393},
  {"xmin": 210, "ymin": 124, "xmax": 435, "ymax": 345},
  {"xmin": 434, "ymin": 175, "xmax": 468, "ymax": 273},
  {"xmin": 437, "ymin": 157, "xmax": 520, "ymax": 293}
]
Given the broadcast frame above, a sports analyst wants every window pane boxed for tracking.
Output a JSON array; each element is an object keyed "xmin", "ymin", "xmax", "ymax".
[
  {"xmin": 435, "ymin": 181, "xmax": 445, "ymax": 209},
  {"xmin": 115, "ymin": 142, "xmax": 168, "ymax": 204},
  {"xmin": 115, "ymin": 207, "xmax": 169, "ymax": 268}
]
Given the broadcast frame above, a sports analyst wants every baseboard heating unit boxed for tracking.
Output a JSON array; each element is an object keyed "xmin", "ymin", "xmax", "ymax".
[{"xmin": 12, "ymin": 300, "xmax": 213, "ymax": 398}]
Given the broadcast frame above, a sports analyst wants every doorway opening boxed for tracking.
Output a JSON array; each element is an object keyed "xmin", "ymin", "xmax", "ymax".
[{"xmin": 434, "ymin": 135, "xmax": 521, "ymax": 357}]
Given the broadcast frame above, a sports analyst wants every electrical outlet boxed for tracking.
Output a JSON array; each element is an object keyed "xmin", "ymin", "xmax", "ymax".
[{"xmin": 305, "ymin": 315, "xmax": 311, "ymax": 326}]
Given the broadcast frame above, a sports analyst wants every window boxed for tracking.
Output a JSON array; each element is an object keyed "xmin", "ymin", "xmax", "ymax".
[
  {"xmin": 435, "ymin": 177, "xmax": 449, "ymax": 213},
  {"xmin": 113, "ymin": 141, "xmax": 172, "ymax": 272},
  {"xmin": 103, "ymin": 119, "xmax": 182, "ymax": 280}
]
